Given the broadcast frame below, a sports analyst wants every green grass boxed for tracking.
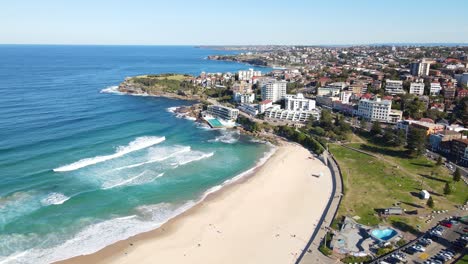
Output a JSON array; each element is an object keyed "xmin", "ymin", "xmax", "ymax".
[
  {"xmin": 329, "ymin": 137, "xmax": 468, "ymax": 232},
  {"xmin": 458, "ymin": 254, "xmax": 468, "ymax": 264}
]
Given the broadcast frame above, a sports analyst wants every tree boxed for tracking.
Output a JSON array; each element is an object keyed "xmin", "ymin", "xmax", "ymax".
[
  {"xmin": 453, "ymin": 168, "xmax": 461, "ymax": 182},
  {"xmin": 425, "ymin": 109, "xmax": 447, "ymax": 121},
  {"xmin": 394, "ymin": 129, "xmax": 407, "ymax": 146},
  {"xmin": 370, "ymin": 121, "xmax": 382, "ymax": 136},
  {"xmin": 427, "ymin": 196, "xmax": 434, "ymax": 208},
  {"xmin": 453, "ymin": 97, "xmax": 468, "ymax": 124},
  {"xmin": 319, "ymin": 109, "xmax": 334, "ymax": 130},
  {"xmin": 436, "ymin": 156, "xmax": 443, "ymax": 166},
  {"xmin": 406, "ymin": 98, "xmax": 427, "ymax": 119},
  {"xmin": 443, "ymin": 182, "xmax": 452, "ymax": 195},
  {"xmin": 406, "ymin": 128, "xmax": 427, "ymax": 157}
]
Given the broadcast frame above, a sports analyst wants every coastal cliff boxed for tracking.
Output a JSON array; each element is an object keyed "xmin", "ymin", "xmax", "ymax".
[
  {"xmin": 118, "ymin": 73, "xmax": 203, "ymax": 100},
  {"xmin": 207, "ymin": 55, "xmax": 269, "ymax": 67}
]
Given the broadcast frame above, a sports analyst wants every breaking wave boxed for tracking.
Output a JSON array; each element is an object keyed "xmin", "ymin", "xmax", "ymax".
[
  {"xmin": 40, "ymin": 193, "xmax": 70, "ymax": 206},
  {"xmin": 0, "ymin": 145, "xmax": 277, "ymax": 264},
  {"xmin": 209, "ymin": 130, "xmax": 240, "ymax": 144},
  {"xmin": 102, "ymin": 172, "xmax": 164, "ymax": 190},
  {"xmin": 99, "ymin": 86, "xmax": 124, "ymax": 95},
  {"xmin": 53, "ymin": 136, "xmax": 165, "ymax": 172},
  {"xmin": 114, "ymin": 146, "xmax": 191, "ymax": 171},
  {"xmin": 172, "ymin": 151, "xmax": 215, "ymax": 166}
]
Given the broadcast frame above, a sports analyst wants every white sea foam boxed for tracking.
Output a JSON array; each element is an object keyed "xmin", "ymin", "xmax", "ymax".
[
  {"xmin": 166, "ymin": 106, "xmax": 178, "ymax": 113},
  {"xmin": 53, "ymin": 136, "xmax": 165, "ymax": 172},
  {"xmin": 114, "ymin": 146, "xmax": 191, "ymax": 171},
  {"xmin": 0, "ymin": 145, "xmax": 278, "ymax": 264},
  {"xmin": 196, "ymin": 123, "xmax": 211, "ymax": 130},
  {"xmin": 0, "ymin": 191, "xmax": 41, "ymax": 226},
  {"xmin": 99, "ymin": 86, "xmax": 124, "ymax": 95},
  {"xmin": 40, "ymin": 193, "xmax": 70, "ymax": 206},
  {"xmin": 102, "ymin": 172, "xmax": 164, "ymax": 190},
  {"xmin": 0, "ymin": 202, "xmax": 197, "ymax": 264},
  {"xmin": 173, "ymin": 151, "xmax": 215, "ymax": 166},
  {"xmin": 166, "ymin": 106, "xmax": 197, "ymax": 121},
  {"xmin": 249, "ymin": 138, "xmax": 268, "ymax": 144},
  {"xmin": 208, "ymin": 130, "xmax": 240, "ymax": 144},
  {"xmin": 184, "ymin": 116, "xmax": 197, "ymax": 121}
]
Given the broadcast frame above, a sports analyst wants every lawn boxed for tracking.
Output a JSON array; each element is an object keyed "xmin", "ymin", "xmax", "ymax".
[{"xmin": 329, "ymin": 137, "xmax": 467, "ymax": 233}]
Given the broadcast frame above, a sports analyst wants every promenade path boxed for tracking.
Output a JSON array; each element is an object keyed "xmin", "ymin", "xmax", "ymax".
[{"xmin": 296, "ymin": 151, "xmax": 344, "ymax": 264}]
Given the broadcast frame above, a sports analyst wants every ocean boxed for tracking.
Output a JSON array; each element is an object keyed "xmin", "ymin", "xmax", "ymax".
[{"xmin": 0, "ymin": 45, "xmax": 273, "ymax": 263}]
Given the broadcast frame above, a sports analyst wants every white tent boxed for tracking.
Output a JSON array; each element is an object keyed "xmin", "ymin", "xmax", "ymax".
[{"xmin": 420, "ymin": 190, "xmax": 430, "ymax": 199}]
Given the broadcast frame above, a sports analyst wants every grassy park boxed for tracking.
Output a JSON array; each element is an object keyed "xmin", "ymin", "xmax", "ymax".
[{"xmin": 329, "ymin": 136, "xmax": 467, "ymax": 233}]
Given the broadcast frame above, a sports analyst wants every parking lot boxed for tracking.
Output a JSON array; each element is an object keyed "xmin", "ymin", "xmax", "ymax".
[{"xmin": 375, "ymin": 216, "xmax": 467, "ymax": 264}]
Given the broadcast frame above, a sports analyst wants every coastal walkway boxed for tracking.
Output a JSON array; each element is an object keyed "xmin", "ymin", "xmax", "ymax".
[{"xmin": 296, "ymin": 151, "xmax": 344, "ymax": 264}]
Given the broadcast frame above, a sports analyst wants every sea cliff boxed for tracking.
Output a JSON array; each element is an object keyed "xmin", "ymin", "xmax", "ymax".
[{"xmin": 118, "ymin": 73, "xmax": 203, "ymax": 101}]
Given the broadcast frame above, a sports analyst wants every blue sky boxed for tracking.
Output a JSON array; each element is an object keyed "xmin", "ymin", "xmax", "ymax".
[{"xmin": 1, "ymin": 0, "xmax": 467, "ymax": 45}]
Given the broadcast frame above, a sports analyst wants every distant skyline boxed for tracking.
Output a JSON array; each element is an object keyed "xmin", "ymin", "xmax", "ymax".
[{"xmin": 1, "ymin": 0, "xmax": 468, "ymax": 45}]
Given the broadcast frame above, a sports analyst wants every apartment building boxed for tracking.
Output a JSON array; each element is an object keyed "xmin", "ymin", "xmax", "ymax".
[
  {"xmin": 385, "ymin": 80, "xmax": 405, "ymax": 95},
  {"xmin": 284, "ymin": 93, "xmax": 316, "ymax": 111},
  {"xmin": 206, "ymin": 105, "xmax": 239, "ymax": 121},
  {"xmin": 261, "ymin": 80, "xmax": 287, "ymax": 102},
  {"xmin": 356, "ymin": 98, "xmax": 392, "ymax": 122},
  {"xmin": 409, "ymin": 82, "xmax": 425, "ymax": 95}
]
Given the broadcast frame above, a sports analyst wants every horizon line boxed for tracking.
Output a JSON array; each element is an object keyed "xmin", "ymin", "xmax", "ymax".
[{"xmin": 1, "ymin": 42, "xmax": 468, "ymax": 47}]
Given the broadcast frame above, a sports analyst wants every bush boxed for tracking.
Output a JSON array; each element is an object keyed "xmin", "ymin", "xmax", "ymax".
[
  {"xmin": 319, "ymin": 244, "xmax": 332, "ymax": 256},
  {"xmin": 341, "ymin": 255, "xmax": 372, "ymax": 263},
  {"xmin": 427, "ymin": 196, "xmax": 435, "ymax": 208},
  {"xmin": 376, "ymin": 245, "xmax": 393, "ymax": 256},
  {"xmin": 396, "ymin": 239, "xmax": 407, "ymax": 247},
  {"xmin": 276, "ymin": 126, "xmax": 324, "ymax": 154}
]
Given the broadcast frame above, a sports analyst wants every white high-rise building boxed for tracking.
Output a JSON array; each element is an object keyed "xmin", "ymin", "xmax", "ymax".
[
  {"xmin": 238, "ymin": 68, "xmax": 262, "ymax": 81},
  {"xmin": 385, "ymin": 80, "xmax": 405, "ymax": 95},
  {"xmin": 430, "ymin": 82, "xmax": 442, "ymax": 95},
  {"xmin": 340, "ymin": 91, "xmax": 353, "ymax": 104},
  {"xmin": 233, "ymin": 92, "xmax": 255, "ymax": 104},
  {"xmin": 284, "ymin": 93, "xmax": 316, "ymax": 111},
  {"xmin": 357, "ymin": 98, "xmax": 392, "ymax": 122},
  {"xmin": 409, "ymin": 82, "xmax": 425, "ymax": 95},
  {"xmin": 410, "ymin": 59, "xmax": 431, "ymax": 77},
  {"xmin": 261, "ymin": 80, "xmax": 287, "ymax": 103}
]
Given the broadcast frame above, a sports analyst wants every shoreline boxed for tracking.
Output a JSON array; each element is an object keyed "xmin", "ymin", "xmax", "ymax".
[{"xmin": 58, "ymin": 142, "xmax": 333, "ymax": 264}]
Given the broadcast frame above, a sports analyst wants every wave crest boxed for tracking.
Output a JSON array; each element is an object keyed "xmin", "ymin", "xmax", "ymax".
[
  {"xmin": 100, "ymin": 86, "xmax": 124, "ymax": 95},
  {"xmin": 209, "ymin": 130, "xmax": 240, "ymax": 144},
  {"xmin": 41, "ymin": 193, "xmax": 70, "ymax": 206},
  {"xmin": 53, "ymin": 136, "xmax": 165, "ymax": 172}
]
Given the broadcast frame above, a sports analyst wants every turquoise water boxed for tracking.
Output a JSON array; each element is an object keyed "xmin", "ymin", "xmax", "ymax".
[
  {"xmin": 207, "ymin": 118, "xmax": 224, "ymax": 128},
  {"xmin": 371, "ymin": 228, "xmax": 398, "ymax": 241},
  {"xmin": 0, "ymin": 45, "xmax": 273, "ymax": 263}
]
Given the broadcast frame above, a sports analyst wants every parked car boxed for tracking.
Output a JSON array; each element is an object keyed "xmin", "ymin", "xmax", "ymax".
[
  {"xmin": 440, "ymin": 221, "xmax": 452, "ymax": 228},
  {"xmin": 419, "ymin": 238, "xmax": 432, "ymax": 246},
  {"xmin": 411, "ymin": 244, "xmax": 426, "ymax": 252}
]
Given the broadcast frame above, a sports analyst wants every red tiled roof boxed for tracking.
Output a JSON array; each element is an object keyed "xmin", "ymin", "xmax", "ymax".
[
  {"xmin": 259, "ymin": 100, "xmax": 272, "ymax": 105},
  {"xmin": 420, "ymin": 118, "xmax": 434, "ymax": 124}
]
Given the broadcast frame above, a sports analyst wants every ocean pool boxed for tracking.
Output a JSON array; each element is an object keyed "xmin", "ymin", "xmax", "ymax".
[{"xmin": 371, "ymin": 228, "xmax": 398, "ymax": 241}]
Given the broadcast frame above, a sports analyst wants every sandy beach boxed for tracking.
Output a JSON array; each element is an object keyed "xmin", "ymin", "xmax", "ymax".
[{"xmin": 59, "ymin": 142, "xmax": 333, "ymax": 264}]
